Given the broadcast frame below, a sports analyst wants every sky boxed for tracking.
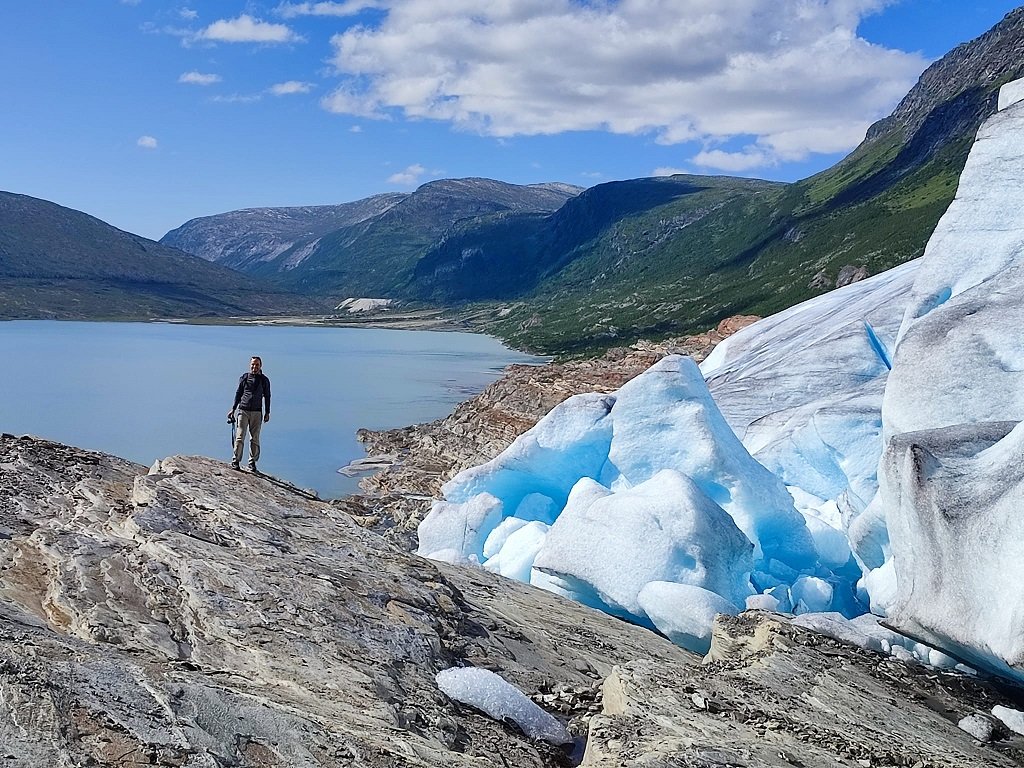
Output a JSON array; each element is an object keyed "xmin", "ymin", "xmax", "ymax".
[{"xmin": 1, "ymin": 1, "xmax": 1021, "ymax": 240}]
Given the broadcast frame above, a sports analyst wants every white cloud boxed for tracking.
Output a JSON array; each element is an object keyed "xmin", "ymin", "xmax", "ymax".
[
  {"xmin": 276, "ymin": 1, "xmax": 381, "ymax": 17},
  {"xmin": 180, "ymin": 8, "xmax": 198, "ymax": 20},
  {"xmin": 269, "ymin": 80, "xmax": 315, "ymax": 95},
  {"xmin": 200, "ymin": 14, "xmax": 302, "ymax": 44},
  {"xmin": 211, "ymin": 93, "xmax": 263, "ymax": 103},
  {"xmin": 137, "ymin": 135, "xmax": 158, "ymax": 149},
  {"xmin": 349, "ymin": 125, "xmax": 363, "ymax": 132},
  {"xmin": 321, "ymin": 85, "xmax": 386, "ymax": 118},
  {"xmin": 652, "ymin": 167, "xmax": 688, "ymax": 177},
  {"xmin": 387, "ymin": 163, "xmax": 426, "ymax": 185},
  {"xmin": 320, "ymin": 0, "xmax": 925, "ymax": 169},
  {"xmin": 692, "ymin": 148, "xmax": 775, "ymax": 173},
  {"xmin": 178, "ymin": 71, "xmax": 221, "ymax": 85}
]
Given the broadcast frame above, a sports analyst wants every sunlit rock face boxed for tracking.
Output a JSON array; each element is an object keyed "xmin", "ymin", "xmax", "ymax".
[{"xmin": 0, "ymin": 434, "xmax": 701, "ymax": 767}]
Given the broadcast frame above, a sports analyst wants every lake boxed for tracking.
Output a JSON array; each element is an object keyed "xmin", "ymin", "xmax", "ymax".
[{"xmin": 1, "ymin": 321, "xmax": 543, "ymax": 498}]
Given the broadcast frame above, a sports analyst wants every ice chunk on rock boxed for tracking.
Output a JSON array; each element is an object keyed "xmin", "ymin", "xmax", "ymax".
[
  {"xmin": 637, "ymin": 581, "xmax": 740, "ymax": 654},
  {"xmin": 957, "ymin": 714, "xmax": 994, "ymax": 743},
  {"xmin": 483, "ymin": 521, "xmax": 548, "ymax": 582},
  {"xmin": 992, "ymin": 705, "xmax": 1024, "ymax": 736},
  {"xmin": 792, "ymin": 612, "xmax": 959, "ymax": 668},
  {"xmin": 790, "ymin": 576, "xmax": 834, "ymax": 614},
  {"xmin": 418, "ymin": 493, "xmax": 502, "ymax": 563},
  {"xmin": 608, "ymin": 356, "xmax": 816, "ymax": 571},
  {"xmin": 435, "ymin": 667, "xmax": 571, "ymax": 744},
  {"xmin": 441, "ymin": 392, "xmax": 615, "ymax": 510},
  {"xmin": 532, "ymin": 470, "xmax": 754, "ymax": 619}
]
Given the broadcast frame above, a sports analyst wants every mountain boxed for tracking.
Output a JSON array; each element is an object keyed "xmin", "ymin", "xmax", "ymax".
[
  {"xmin": 161, "ymin": 179, "xmax": 583, "ymax": 299},
  {"xmin": 434, "ymin": 8, "xmax": 1024, "ymax": 353},
  {"xmin": 0, "ymin": 192, "xmax": 326, "ymax": 320},
  {"xmin": 160, "ymin": 193, "xmax": 407, "ymax": 272},
  {"xmin": 155, "ymin": 10, "xmax": 1024, "ymax": 355}
]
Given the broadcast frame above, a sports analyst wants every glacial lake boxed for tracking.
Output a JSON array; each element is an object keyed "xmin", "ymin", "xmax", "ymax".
[{"xmin": 1, "ymin": 321, "xmax": 543, "ymax": 498}]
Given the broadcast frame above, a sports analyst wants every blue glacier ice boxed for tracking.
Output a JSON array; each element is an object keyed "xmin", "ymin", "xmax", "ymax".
[{"xmin": 418, "ymin": 78, "xmax": 1024, "ymax": 677}]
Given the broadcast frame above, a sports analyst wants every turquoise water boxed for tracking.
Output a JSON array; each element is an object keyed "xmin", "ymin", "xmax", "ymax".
[{"xmin": 1, "ymin": 321, "xmax": 541, "ymax": 498}]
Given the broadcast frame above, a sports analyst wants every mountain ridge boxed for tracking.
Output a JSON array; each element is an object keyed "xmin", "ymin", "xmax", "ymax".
[
  {"xmin": 0, "ymin": 191, "xmax": 325, "ymax": 319},
  {"xmin": 152, "ymin": 10, "xmax": 1024, "ymax": 354},
  {"xmin": 160, "ymin": 178, "xmax": 584, "ymax": 299}
]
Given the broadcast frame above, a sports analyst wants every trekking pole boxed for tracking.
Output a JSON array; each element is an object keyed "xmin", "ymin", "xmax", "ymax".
[{"xmin": 228, "ymin": 411, "xmax": 236, "ymax": 452}]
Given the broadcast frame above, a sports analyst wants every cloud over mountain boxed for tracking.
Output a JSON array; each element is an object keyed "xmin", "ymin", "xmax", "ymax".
[{"xmin": 320, "ymin": 0, "xmax": 927, "ymax": 168}]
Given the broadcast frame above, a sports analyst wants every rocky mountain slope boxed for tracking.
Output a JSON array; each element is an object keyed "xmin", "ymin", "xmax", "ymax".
[
  {"xmin": 161, "ymin": 179, "xmax": 582, "ymax": 300},
  {"xmin": 160, "ymin": 194, "xmax": 406, "ymax": 272},
  {"xmin": 466, "ymin": 7, "xmax": 1024, "ymax": 353},
  {"xmin": 4, "ymin": 434, "xmax": 1023, "ymax": 767},
  {"xmin": 0, "ymin": 192, "xmax": 326, "ymax": 320}
]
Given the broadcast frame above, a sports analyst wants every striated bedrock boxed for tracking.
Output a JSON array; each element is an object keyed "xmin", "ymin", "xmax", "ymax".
[
  {"xmin": 0, "ymin": 434, "xmax": 705, "ymax": 767},
  {"xmin": 0, "ymin": 434, "xmax": 695, "ymax": 766},
  {"xmin": 4, "ymin": 434, "xmax": 1024, "ymax": 767}
]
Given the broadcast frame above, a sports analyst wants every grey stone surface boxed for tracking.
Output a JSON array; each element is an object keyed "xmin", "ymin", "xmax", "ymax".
[
  {"xmin": 0, "ymin": 435, "xmax": 693, "ymax": 767},
  {"xmin": 3, "ymin": 434, "xmax": 1024, "ymax": 767}
]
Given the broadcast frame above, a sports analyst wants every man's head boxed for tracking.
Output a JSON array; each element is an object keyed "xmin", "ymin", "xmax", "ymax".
[{"xmin": 250, "ymin": 356, "xmax": 262, "ymax": 374}]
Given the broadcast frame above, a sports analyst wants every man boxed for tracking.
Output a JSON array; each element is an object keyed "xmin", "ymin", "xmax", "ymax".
[{"xmin": 228, "ymin": 356, "xmax": 271, "ymax": 472}]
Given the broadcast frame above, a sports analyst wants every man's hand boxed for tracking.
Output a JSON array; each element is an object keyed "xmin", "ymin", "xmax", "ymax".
[
  {"xmin": 264, "ymin": 413, "xmax": 271, "ymax": 423},
  {"xmin": 227, "ymin": 410, "xmax": 235, "ymax": 422}
]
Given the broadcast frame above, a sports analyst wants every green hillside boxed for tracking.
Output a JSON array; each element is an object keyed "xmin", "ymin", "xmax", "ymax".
[
  {"xmin": 438, "ymin": 11, "xmax": 1024, "ymax": 355},
  {"xmin": 0, "ymin": 192, "xmax": 325, "ymax": 320}
]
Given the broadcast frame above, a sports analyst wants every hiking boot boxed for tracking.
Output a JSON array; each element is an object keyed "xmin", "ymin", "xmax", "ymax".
[
  {"xmin": 247, "ymin": 462, "xmax": 258, "ymax": 473},
  {"xmin": 230, "ymin": 460, "xmax": 241, "ymax": 470}
]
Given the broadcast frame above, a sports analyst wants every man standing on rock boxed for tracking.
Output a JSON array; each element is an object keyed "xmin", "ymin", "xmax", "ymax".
[{"xmin": 227, "ymin": 356, "xmax": 271, "ymax": 472}]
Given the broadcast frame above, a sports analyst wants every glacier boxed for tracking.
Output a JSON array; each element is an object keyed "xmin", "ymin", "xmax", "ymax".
[{"xmin": 418, "ymin": 77, "xmax": 1024, "ymax": 673}]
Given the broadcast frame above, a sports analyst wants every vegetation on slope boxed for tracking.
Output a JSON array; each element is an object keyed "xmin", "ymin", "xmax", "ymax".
[
  {"xmin": 0, "ymin": 192, "xmax": 325, "ymax": 320},
  {"xmin": 447, "ymin": 10, "xmax": 1024, "ymax": 355}
]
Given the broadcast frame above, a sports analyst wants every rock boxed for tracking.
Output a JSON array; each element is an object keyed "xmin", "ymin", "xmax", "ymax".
[
  {"xmin": 2, "ymin": 436, "xmax": 1023, "ymax": 766},
  {"xmin": 836, "ymin": 265, "xmax": 870, "ymax": 287},
  {"xmin": 337, "ymin": 454, "xmax": 397, "ymax": 477},
  {"xmin": 959, "ymin": 714, "xmax": 997, "ymax": 743},
  {"xmin": 809, "ymin": 269, "xmax": 831, "ymax": 290},
  {"xmin": 581, "ymin": 612, "xmax": 1024, "ymax": 767},
  {"xmin": 0, "ymin": 434, "xmax": 695, "ymax": 767}
]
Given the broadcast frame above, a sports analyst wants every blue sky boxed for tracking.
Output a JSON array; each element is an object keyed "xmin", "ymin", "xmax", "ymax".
[{"xmin": 1, "ymin": 1, "xmax": 1020, "ymax": 240}]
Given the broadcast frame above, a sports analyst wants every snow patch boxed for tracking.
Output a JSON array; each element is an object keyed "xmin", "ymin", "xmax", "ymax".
[{"xmin": 334, "ymin": 297, "xmax": 394, "ymax": 312}]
